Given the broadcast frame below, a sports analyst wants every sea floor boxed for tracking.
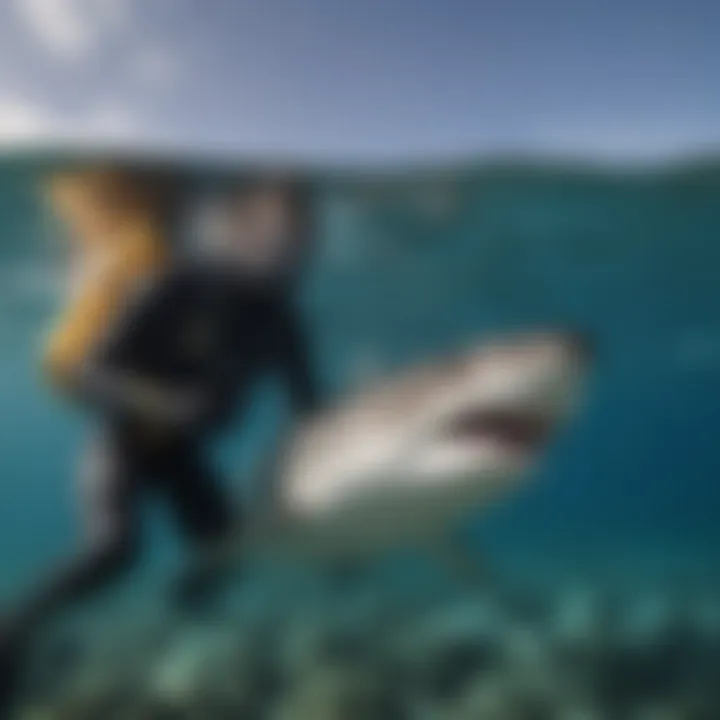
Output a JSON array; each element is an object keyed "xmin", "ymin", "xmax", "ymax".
[{"xmin": 13, "ymin": 542, "xmax": 720, "ymax": 720}]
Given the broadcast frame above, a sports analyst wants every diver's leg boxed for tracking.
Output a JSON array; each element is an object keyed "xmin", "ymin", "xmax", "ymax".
[
  {"xmin": 0, "ymin": 430, "xmax": 142, "ymax": 711},
  {"xmin": 18, "ymin": 431, "xmax": 141, "ymax": 630},
  {"xmin": 162, "ymin": 442, "xmax": 234, "ymax": 545},
  {"xmin": 160, "ymin": 443, "xmax": 236, "ymax": 614}
]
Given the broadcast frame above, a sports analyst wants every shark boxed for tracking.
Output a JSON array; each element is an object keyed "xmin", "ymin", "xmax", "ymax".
[{"xmin": 242, "ymin": 330, "xmax": 593, "ymax": 563}]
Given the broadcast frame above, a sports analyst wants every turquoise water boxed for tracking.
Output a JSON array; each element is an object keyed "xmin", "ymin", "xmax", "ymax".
[{"xmin": 1, "ymin": 157, "xmax": 719, "ymax": 716}]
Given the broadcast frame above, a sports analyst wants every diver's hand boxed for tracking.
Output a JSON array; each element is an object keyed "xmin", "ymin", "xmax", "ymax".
[
  {"xmin": 155, "ymin": 389, "xmax": 211, "ymax": 430},
  {"xmin": 248, "ymin": 426, "xmax": 299, "ymax": 518},
  {"xmin": 122, "ymin": 379, "xmax": 209, "ymax": 430}
]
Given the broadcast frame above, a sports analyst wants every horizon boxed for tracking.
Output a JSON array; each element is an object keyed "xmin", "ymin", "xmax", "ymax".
[{"xmin": 1, "ymin": 140, "xmax": 720, "ymax": 174}]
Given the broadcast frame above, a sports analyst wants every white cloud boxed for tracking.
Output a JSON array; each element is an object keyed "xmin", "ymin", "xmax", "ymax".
[
  {"xmin": 14, "ymin": 0, "xmax": 94, "ymax": 59},
  {"xmin": 0, "ymin": 95, "xmax": 144, "ymax": 146},
  {"xmin": 13, "ymin": 0, "xmax": 132, "ymax": 60},
  {"xmin": 0, "ymin": 99, "xmax": 51, "ymax": 140}
]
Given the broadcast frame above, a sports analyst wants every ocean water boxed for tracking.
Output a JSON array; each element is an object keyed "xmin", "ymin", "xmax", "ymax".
[{"xmin": 0, "ymin": 155, "xmax": 719, "ymax": 717}]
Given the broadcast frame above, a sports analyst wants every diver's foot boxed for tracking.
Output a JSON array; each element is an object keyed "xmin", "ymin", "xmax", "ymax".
[
  {"xmin": 0, "ymin": 659, "xmax": 22, "ymax": 719},
  {"xmin": 0, "ymin": 620, "xmax": 31, "ymax": 718}
]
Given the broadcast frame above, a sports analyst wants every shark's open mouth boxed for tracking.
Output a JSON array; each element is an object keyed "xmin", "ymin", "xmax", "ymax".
[{"xmin": 443, "ymin": 408, "xmax": 553, "ymax": 452}]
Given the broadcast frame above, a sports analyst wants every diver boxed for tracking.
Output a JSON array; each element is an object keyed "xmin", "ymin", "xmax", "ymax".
[{"xmin": 0, "ymin": 175, "xmax": 320, "ymax": 712}]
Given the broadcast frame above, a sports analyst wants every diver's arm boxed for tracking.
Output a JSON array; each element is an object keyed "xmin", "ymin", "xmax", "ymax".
[
  {"xmin": 75, "ymin": 365, "xmax": 200, "ymax": 427},
  {"xmin": 276, "ymin": 303, "xmax": 321, "ymax": 418},
  {"xmin": 73, "ymin": 271, "xmax": 203, "ymax": 427},
  {"xmin": 246, "ymin": 303, "xmax": 321, "ymax": 516}
]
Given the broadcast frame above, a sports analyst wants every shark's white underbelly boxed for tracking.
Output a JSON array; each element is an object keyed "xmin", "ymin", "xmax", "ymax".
[{"xmin": 278, "ymin": 465, "xmax": 516, "ymax": 558}]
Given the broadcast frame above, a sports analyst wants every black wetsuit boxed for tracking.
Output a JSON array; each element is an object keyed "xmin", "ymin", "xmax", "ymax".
[{"xmin": 7, "ymin": 260, "xmax": 319, "ymax": 643}]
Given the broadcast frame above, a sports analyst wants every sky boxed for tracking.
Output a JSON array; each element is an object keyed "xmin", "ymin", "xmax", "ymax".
[{"xmin": 0, "ymin": 0, "xmax": 718, "ymax": 162}]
